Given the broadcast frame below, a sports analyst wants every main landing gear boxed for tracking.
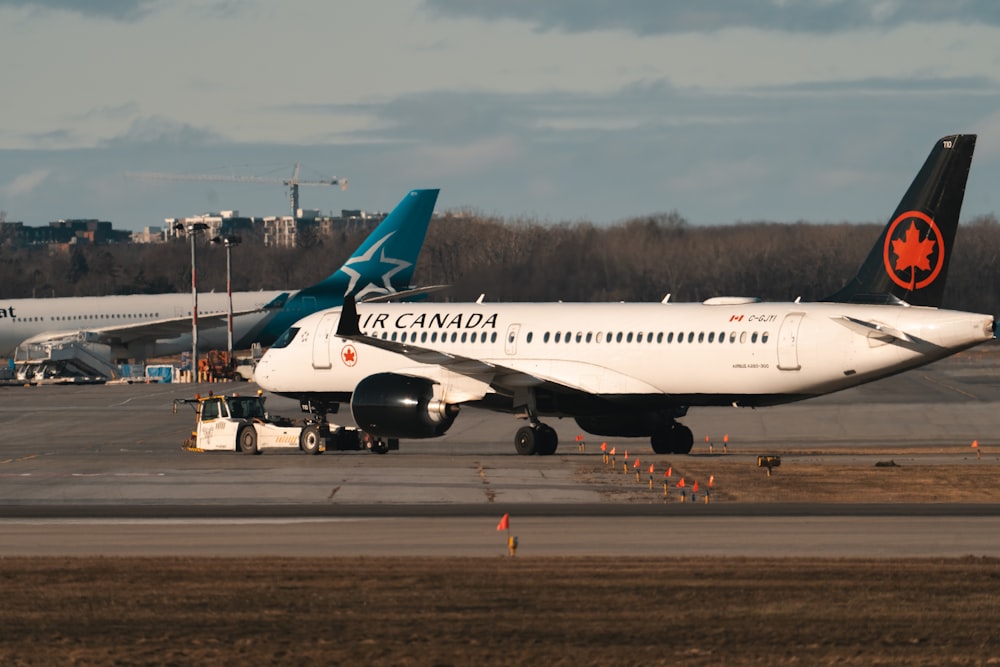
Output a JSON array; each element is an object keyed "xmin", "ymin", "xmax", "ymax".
[
  {"xmin": 650, "ymin": 421, "xmax": 694, "ymax": 455},
  {"xmin": 514, "ymin": 423, "xmax": 558, "ymax": 456}
]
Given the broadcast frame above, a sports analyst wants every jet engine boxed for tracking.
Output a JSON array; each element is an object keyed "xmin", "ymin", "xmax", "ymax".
[{"xmin": 351, "ymin": 372, "xmax": 458, "ymax": 439}]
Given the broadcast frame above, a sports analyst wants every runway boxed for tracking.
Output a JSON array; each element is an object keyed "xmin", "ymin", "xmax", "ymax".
[{"xmin": 1, "ymin": 346, "xmax": 999, "ymax": 556}]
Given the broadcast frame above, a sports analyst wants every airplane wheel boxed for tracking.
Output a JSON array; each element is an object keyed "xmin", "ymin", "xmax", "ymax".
[
  {"xmin": 370, "ymin": 438, "xmax": 390, "ymax": 455},
  {"xmin": 238, "ymin": 425, "xmax": 259, "ymax": 455},
  {"xmin": 650, "ymin": 431, "xmax": 671, "ymax": 454},
  {"xmin": 671, "ymin": 423, "xmax": 694, "ymax": 454},
  {"xmin": 536, "ymin": 424, "xmax": 558, "ymax": 456},
  {"xmin": 514, "ymin": 426, "xmax": 537, "ymax": 455},
  {"xmin": 299, "ymin": 425, "xmax": 322, "ymax": 455}
]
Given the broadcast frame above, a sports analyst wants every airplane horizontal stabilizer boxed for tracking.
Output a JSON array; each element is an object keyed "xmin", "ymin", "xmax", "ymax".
[{"xmin": 833, "ymin": 316, "xmax": 943, "ymax": 353}]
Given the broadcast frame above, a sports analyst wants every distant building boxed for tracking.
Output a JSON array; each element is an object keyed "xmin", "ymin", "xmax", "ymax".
[
  {"xmin": 131, "ymin": 226, "xmax": 165, "ymax": 244},
  {"xmin": 1, "ymin": 207, "xmax": 390, "ymax": 248},
  {"xmin": 0, "ymin": 219, "xmax": 129, "ymax": 246}
]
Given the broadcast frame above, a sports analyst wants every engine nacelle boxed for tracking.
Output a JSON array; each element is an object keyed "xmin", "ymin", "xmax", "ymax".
[{"xmin": 351, "ymin": 373, "xmax": 458, "ymax": 439}]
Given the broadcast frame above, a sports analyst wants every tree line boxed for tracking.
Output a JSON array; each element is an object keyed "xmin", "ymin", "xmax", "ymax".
[{"xmin": 2, "ymin": 211, "xmax": 999, "ymax": 315}]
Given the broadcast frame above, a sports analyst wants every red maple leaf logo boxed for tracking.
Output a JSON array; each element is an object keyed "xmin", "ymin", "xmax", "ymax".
[
  {"xmin": 891, "ymin": 221, "xmax": 936, "ymax": 273},
  {"xmin": 341, "ymin": 345, "xmax": 357, "ymax": 366},
  {"xmin": 882, "ymin": 211, "xmax": 944, "ymax": 291}
]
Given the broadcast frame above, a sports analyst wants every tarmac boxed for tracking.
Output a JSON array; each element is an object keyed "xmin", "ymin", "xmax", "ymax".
[{"xmin": 1, "ymin": 345, "xmax": 999, "ymax": 557}]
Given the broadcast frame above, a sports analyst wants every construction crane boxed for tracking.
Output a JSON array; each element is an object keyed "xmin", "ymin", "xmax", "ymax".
[{"xmin": 130, "ymin": 163, "xmax": 347, "ymax": 218}]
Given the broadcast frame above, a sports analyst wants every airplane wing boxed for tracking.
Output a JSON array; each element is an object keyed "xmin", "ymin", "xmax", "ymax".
[
  {"xmin": 336, "ymin": 296, "xmax": 662, "ymax": 399},
  {"xmin": 20, "ymin": 301, "xmax": 283, "ymax": 348},
  {"xmin": 360, "ymin": 284, "xmax": 450, "ymax": 303}
]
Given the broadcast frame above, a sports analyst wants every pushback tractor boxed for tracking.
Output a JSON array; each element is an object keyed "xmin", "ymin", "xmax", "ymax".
[{"xmin": 173, "ymin": 391, "xmax": 398, "ymax": 455}]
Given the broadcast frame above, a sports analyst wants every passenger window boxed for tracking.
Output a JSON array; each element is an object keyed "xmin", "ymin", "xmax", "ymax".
[
  {"xmin": 627, "ymin": 332, "xmax": 634, "ymax": 343},
  {"xmin": 729, "ymin": 332, "xmax": 737, "ymax": 343},
  {"xmin": 762, "ymin": 332, "xmax": 770, "ymax": 343},
  {"xmin": 708, "ymin": 332, "xmax": 715, "ymax": 343},
  {"xmin": 461, "ymin": 332, "xmax": 468, "ymax": 343},
  {"xmin": 585, "ymin": 332, "xmax": 592, "ymax": 343},
  {"xmin": 544, "ymin": 332, "xmax": 550, "ymax": 343},
  {"xmin": 698, "ymin": 332, "xmax": 705, "ymax": 343},
  {"xmin": 555, "ymin": 332, "xmax": 561, "ymax": 343},
  {"xmin": 525, "ymin": 332, "xmax": 532, "ymax": 343},
  {"xmin": 667, "ymin": 332, "xmax": 674, "ymax": 343},
  {"xmin": 740, "ymin": 332, "xmax": 748, "ymax": 344},
  {"xmin": 751, "ymin": 332, "xmax": 758, "ymax": 343},
  {"xmin": 616, "ymin": 332, "xmax": 623, "ymax": 343},
  {"xmin": 687, "ymin": 332, "xmax": 694, "ymax": 343}
]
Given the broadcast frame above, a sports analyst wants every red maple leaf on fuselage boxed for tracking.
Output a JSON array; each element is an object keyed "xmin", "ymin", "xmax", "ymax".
[{"xmin": 891, "ymin": 221, "xmax": 936, "ymax": 273}]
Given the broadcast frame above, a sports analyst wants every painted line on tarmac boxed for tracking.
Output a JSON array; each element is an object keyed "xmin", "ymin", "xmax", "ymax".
[{"xmin": 0, "ymin": 518, "xmax": 369, "ymax": 526}]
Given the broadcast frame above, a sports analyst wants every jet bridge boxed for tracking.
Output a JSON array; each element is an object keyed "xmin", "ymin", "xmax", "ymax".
[{"xmin": 13, "ymin": 332, "xmax": 120, "ymax": 383}]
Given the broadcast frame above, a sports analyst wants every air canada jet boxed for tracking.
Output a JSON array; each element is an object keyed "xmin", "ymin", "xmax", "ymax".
[
  {"xmin": 254, "ymin": 135, "xmax": 994, "ymax": 455},
  {"xmin": 0, "ymin": 189, "xmax": 439, "ymax": 360}
]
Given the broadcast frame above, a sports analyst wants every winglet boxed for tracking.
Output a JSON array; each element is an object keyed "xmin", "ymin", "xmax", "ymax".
[{"xmin": 337, "ymin": 294, "xmax": 362, "ymax": 338}]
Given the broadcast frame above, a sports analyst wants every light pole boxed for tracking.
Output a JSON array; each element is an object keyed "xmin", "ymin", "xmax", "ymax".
[
  {"xmin": 175, "ymin": 221, "xmax": 208, "ymax": 381},
  {"xmin": 211, "ymin": 235, "xmax": 242, "ymax": 371}
]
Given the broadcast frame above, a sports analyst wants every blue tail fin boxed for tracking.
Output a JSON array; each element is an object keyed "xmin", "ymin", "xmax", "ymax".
[
  {"xmin": 305, "ymin": 188, "xmax": 439, "ymax": 301},
  {"xmin": 250, "ymin": 188, "xmax": 439, "ymax": 345}
]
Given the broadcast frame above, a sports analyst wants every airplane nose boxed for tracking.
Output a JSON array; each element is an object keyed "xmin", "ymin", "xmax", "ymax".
[{"xmin": 252, "ymin": 357, "xmax": 269, "ymax": 385}]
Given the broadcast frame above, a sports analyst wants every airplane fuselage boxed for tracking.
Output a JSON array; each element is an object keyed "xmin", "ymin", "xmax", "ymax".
[
  {"xmin": 254, "ymin": 300, "xmax": 994, "ymax": 413},
  {"xmin": 0, "ymin": 291, "xmax": 286, "ymax": 359}
]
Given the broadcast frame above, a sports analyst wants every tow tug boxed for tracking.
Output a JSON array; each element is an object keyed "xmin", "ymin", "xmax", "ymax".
[{"xmin": 173, "ymin": 390, "xmax": 397, "ymax": 455}]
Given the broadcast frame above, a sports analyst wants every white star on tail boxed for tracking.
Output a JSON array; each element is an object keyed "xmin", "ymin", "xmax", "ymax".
[{"xmin": 340, "ymin": 232, "xmax": 412, "ymax": 300}]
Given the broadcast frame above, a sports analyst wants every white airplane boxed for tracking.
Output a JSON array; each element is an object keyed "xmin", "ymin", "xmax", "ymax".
[
  {"xmin": 0, "ymin": 189, "xmax": 439, "ymax": 362},
  {"xmin": 254, "ymin": 135, "xmax": 994, "ymax": 455}
]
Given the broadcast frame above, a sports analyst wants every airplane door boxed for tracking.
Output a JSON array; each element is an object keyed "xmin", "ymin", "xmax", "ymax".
[
  {"xmin": 777, "ymin": 312, "xmax": 804, "ymax": 371},
  {"xmin": 312, "ymin": 313, "xmax": 339, "ymax": 369},
  {"xmin": 505, "ymin": 324, "xmax": 520, "ymax": 356}
]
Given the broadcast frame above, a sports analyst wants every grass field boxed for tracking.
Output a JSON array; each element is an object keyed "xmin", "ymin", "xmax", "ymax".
[
  {"xmin": 1, "ymin": 556, "xmax": 998, "ymax": 666},
  {"xmin": 579, "ymin": 451, "xmax": 1000, "ymax": 503}
]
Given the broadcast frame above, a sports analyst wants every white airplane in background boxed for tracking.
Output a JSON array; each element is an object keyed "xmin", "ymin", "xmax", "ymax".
[
  {"xmin": 0, "ymin": 189, "xmax": 439, "ymax": 361},
  {"xmin": 254, "ymin": 135, "xmax": 994, "ymax": 455}
]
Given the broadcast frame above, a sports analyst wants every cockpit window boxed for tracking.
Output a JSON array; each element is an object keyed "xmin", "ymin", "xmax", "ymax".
[{"xmin": 271, "ymin": 327, "xmax": 300, "ymax": 349}]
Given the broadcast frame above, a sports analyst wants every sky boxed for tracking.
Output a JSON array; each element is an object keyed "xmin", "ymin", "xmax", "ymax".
[{"xmin": 2, "ymin": 0, "xmax": 1000, "ymax": 230}]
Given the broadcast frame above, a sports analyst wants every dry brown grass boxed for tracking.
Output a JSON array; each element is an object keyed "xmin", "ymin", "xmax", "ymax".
[
  {"xmin": 580, "ymin": 455, "xmax": 1000, "ymax": 503},
  {"xmin": 1, "ymin": 557, "xmax": 999, "ymax": 666}
]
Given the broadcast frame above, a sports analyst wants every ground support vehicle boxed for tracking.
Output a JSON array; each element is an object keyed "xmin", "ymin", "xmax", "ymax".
[{"xmin": 173, "ymin": 391, "xmax": 397, "ymax": 454}]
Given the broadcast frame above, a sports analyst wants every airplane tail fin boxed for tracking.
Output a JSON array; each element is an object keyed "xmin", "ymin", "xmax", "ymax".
[
  {"xmin": 825, "ymin": 134, "xmax": 976, "ymax": 307},
  {"xmin": 301, "ymin": 188, "xmax": 439, "ymax": 300}
]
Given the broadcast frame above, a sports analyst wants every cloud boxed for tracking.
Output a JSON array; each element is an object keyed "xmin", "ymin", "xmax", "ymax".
[
  {"xmin": 0, "ymin": 0, "xmax": 159, "ymax": 21},
  {"xmin": 423, "ymin": 0, "xmax": 1000, "ymax": 35},
  {"xmin": 1, "ymin": 169, "xmax": 51, "ymax": 197},
  {"xmin": 398, "ymin": 135, "xmax": 523, "ymax": 180},
  {"xmin": 99, "ymin": 116, "xmax": 226, "ymax": 147}
]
